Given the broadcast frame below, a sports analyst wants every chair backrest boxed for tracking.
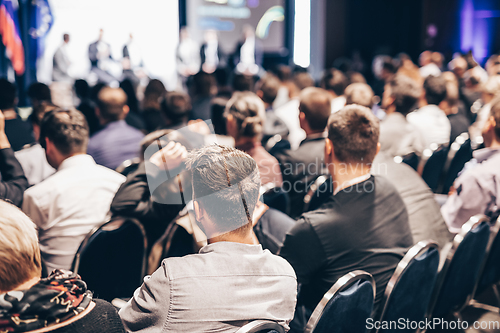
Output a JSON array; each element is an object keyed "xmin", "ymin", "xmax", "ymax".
[
  {"xmin": 235, "ymin": 320, "xmax": 285, "ymax": 333},
  {"xmin": 261, "ymin": 185, "xmax": 290, "ymax": 215},
  {"xmin": 439, "ymin": 133, "xmax": 472, "ymax": 194},
  {"xmin": 115, "ymin": 157, "xmax": 141, "ymax": 176},
  {"xmin": 376, "ymin": 241, "xmax": 440, "ymax": 333},
  {"xmin": 72, "ymin": 217, "xmax": 147, "ymax": 301},
  {"xmin": 305, "ymin": 270, "xmax": 375, "ymax": 333},
  {"xmin": 429, "ymin": 215, "xmax": 490, "ymax": 319},
  {"xmin": 303, "ymin": 175, "xmax": 331, "ymax": 213},
  {"xmin": 420, "ymin": 144, "xmax": 448, "ymax": 192},
  {"xmin": 475, "ymin": 216, "xmax": 500, "ymax": 296}
]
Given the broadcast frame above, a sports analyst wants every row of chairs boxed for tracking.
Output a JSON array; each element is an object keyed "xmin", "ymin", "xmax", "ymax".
[
  {"xmin": 396, "ymin": 132, "xmax": 473, "ymax": 194},
  {"xmin": 301, "ymin": 214, "xmax": 499, "ymax": 333}
]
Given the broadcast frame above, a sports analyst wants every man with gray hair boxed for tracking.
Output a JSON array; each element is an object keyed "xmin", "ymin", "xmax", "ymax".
[{"xmin": 119, "ymin": 145, "xmax": 297, "ymax": 332}]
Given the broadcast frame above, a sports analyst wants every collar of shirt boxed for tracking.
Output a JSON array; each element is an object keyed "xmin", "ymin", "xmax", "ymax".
[
  {"xmin": 199, "ymin": 241, "xmax": 264, "ymax": 255},
  {"xmin": 103, "ymin": 119, "xmax": 127, "ymax": 130},
  {"xmin": 417, "ymin": 104, "xmax": 444, "ymax": 115},
  {"xmin": 472, "ymin": 147, "xmax": 500, "ymax": 163},
  {"xmin": 235, "ymin": 140, "xmax": 261, "ymax": 152},
  {"xmin": 301, "ymin": 132, "xmax": 327, "ymax": 145},
  {"xmin": 333, "ymin": 173, "xmax": 372, "ymax": 196},
  {"xmin": 58, "ymin": 154, "xmax": 96, "ymax": 171}
]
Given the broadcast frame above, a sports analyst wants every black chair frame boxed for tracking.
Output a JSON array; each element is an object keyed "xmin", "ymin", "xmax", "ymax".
[{"xmin": 235, "ymin": 320, "xmax": 285, "ymax": 333}]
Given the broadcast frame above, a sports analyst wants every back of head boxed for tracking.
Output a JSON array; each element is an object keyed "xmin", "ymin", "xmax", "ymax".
[
  {"xmin": 186, "ymin": 145, "xmax": 260, "ymax": 238},
  {"xmin": 292, "ymin": 72, "xmax": 314, "ymax": 91},
  {"xmin": 160, "ymin": 91, "xmax": 192, "ymax": 126},
  {"xmin": 489, "ymin": 97, "xmax": 500, "ymax": 139},
  {"xmin": 40, "ymin": 109, "xmax": 89, "ymax": 156},
  {"xmin": 320, "ymin": 68, "xmax": 348, "ymax": 96},
  {"xmin": 28, "ymin": 82, "xmax": 52, "ymax": 104},
  {"xmin": 97, "ymin": 87, "xmax": 128, "ymax": 122},
  {"xmin": 74, "ymin": 79, "xmax": 90, "ymax": 100},
  {"xmin": 387, "ymin": 74, "xmax": 421, "ymax": 115},
  {"xmin": 193, "ymin": 71, "xmax": 217, "ymax": 96},
  {"xmin": 256, "ymin": 74, "xmax": 280, "ymax": 105},
  {"xmin": 0, "ymin": 79, "xmax": 16, "ymax": 109},
  {"xmin": 345, "ymin": 83, "xmax": 374, "ymax": 108},
  {"xmin": 299, "ymin": 87, "xmax": 332, "ymax": 132},
  {"xmin": 143, "ymin": 79, "xmax": 166, "ymax": 110},
  {"xmin": 0, "ymin": 200, "xmax": 41, "ymax": 293},
  {"xmin": 327, "ymin": 104, "xmax": 380, "ymax": 164},
  {"xmin": 31, "ymin": 101, "xmax": 59, "ymax": 127},
  {"xmin": 232, "ymin": 74, "xmax": 254, "ymax": 92},
  {"xmin": 483, "ymin": 75, "xmax": 500, "ymax": 96},
  {"xmin": 225, "ymin": 91, "xmax": 265, "ymax": 138},
  {"xmin": 423, "ymin": 75, "xmax": 447, "ymax": 105}
]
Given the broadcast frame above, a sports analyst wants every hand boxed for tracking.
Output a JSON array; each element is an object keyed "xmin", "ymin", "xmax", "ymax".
[{"xmin": 149, "ymin": 141, "xmax": 187, "ymax": 171}]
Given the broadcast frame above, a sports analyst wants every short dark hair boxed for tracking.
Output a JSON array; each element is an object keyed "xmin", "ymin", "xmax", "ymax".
[
  {"xmin": 299, "ymin": 87, "xmax": 332, "ymax": 131},
  {"xmin": 39, "ymin": 109, "xmax": 89, "ymax": 156},
  {"xmin": 186, "ymin": 145, "xmax": 260, "ymax": 237},
  {"xmin": 0, "ymin": 79, "xmax": 17, "ymax": 109},
  {"xmin": 320, "ymin": 68, "xmax": 348, "ymax": 96},
  {"xmin": 256, "ymin": 75, "xmax": 280, "ymax": 104},
  {"xmin": 30, "ymin": 101, "xmax": 58, "ymax": 126},
  {"xmin": 63, "ymin": 34, "xmax": 69, "ymax": 42},
  {"xmin": 387, "ymin": 74, "xmax": 420, "ymax": 115},
  {"xmin": 489, "ymin": 97, "xmax": 500, "ymax": 139},
  {"xmin": 97, "ymin": 87, "xmax": 128, "ymax": 122},
  {"xmin": 232, "ymin": 74, "xmax": 254, "ymax": 92},
  {"xmin": 293, "ymin": 72, "xmax": 315, "ymax": 91},
  {"xmin": 327, "ymin": 105, "xmax": 380, "ymax": 164},
  {"xmin": 423, "ymin": 75, "xmax": 447, "ymax": 105},
  {"xmin": 160, "ymin": 91, "xmax": 191, "ymax": 126},
  {"xmin": 345, "ymin": 83, "xmax": 374, "ymax": 108},
  {"xmin": 27, "ymin": 82, "xmax": 52, "ymax": 103}
]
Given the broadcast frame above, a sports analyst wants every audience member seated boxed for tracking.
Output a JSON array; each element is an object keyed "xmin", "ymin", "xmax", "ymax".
[
  {"xmin": 441, "ymin": 72, "xmax": 471, "ymax": 144},
  {"xmin": 372, "ymin": 152, "xmax": 452, "ymax": 248},
  {"xmin": 74, "ymin": 79, "xmax": 100, "ymax": 136},
  {"xmin": 22, "ymin": 109, "xmax": 125, "ymax": 273},
  {"xmin": 419, "ymin": 50, "xmax": 442, "ymax": 78},
  {"xmin": 119, "ymin": 145, "xmax": 297, "ymax": 332},
  {"xmin": 15, "ymin": 102, "xmax": 57, "ymax": 186},
  {"xmin": 225, "ymin": 91, "xmax": 283, "ymax": 187},
  {"xmin": 379, "ymin": 74, "xmax": 426, "ymax": 157},
  {"xmin": 0, "ymin": 200, "xmax": 125, "ymax": 333},
  {"xmin": 274, "ymin": 72, "xmax": 314, "ymax": 150},
  {"xmin": 0, "ymin": 111, "xmax": 28, "ymax": 207},
  {"xmin": 87, "ymin": 87, "xmax": 144, "ymax": 170},
  {"xmin": 0, "ymin": 79, "xmax": 35, "ymax": 151},
  {"xmin": 190, "ymin": 71, "xmax": 217, "ymax": 120},
  {"xmin": 27, "ymin": 82, "xmax": 52, "ymax": 110},
  {"xmin": 441, "ymin": 98, "xmax": 500, "ymax": 233},
  {"xmin": 344, "ymin": 82, "xmax": 375, "ymax": 109},
  {"xmin": 142, "ymin": 79, "xmax": 167, "ymax": 133},
  {"xmin": 280, "ymin": 105, "xmax": 413, "ymax": 327},
  {"xmin": 320, "ymin": 68, "xmax": 349, "ymax": 113},
  {"xmin": 275, "ymin": 87, "xmax": 331, "ymax": 218},
  {"xmin": 407, "ymin": 75, "xmax": 451, "ymax": 147},
  {"xmin": 469, "ymin": 75, "xmax": 500, "ymax": 143}
]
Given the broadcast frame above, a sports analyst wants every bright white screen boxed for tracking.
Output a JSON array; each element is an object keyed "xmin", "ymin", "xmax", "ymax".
[{"xmin": 38, "ymin": 0, "xmax": 179, "ymax": 90}]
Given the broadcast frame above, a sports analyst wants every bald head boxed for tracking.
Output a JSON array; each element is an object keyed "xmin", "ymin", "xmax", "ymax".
[
  {"xmin": 299, "ymin": 87, "xmax": 332, "ymax": 132},
  {"xmin": 97, "ymin": 87, "xmax": 128, "ymax": 123}
]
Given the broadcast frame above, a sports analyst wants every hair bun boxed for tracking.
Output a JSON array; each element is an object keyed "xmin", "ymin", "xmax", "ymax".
[{"xmin": 240, "ymin": 116, "xmax": 263, "ymax": 137}]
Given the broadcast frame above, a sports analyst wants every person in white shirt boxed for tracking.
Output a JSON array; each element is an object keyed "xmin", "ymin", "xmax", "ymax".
[
  {"xmin": 22, "ymin": 109, "xmax": 125, "ymax": 273},
  {"xmin": 52, "ymin": 34, "xmax": 71, "ymax": 83},
  {"xmin": 407, "ymin": 74, "xmax": 451, "ymax": 147}
]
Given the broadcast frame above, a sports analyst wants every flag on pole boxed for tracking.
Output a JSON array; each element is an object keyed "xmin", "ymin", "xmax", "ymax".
[
  {"xmin": 29, "ymin": 0, "xmax": 53, "ymax": 68},
  {"xmin": 0, "ymin": 0, "xmax": 25, "ymax": 75}
]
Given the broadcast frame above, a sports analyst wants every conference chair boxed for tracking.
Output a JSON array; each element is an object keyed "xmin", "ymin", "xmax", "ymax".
[
  {"xmin": 235, "ymin": 320, "xmax": 285, "ymax": 333},
  {"xmin": 419, "ymin": 144, "xmax": 448, "ymax": 192},
  {"xmin": 375, "ymin": 241, "xmax": 440, "ymax": 333},
  {"xmin": 427, "ymin": 215, "xmax": 490, "ymax": 321},
  {"xmin": 72, "ymin": 217, "xmax": 148, "ymax": 301},
  {"xmin": 115, "ymin": 157, "xmax": 141, "ymax": 176},
  {"xmin": 304, "ymin": 270, "xmax": 376, "ymax": 333},
  {"xmin": 393, "ymin": 152, "xmax": 419, "ymax": 171},
  {"xmin": 261, "ymin": 183, "xmax": 290, "ymax": 215},
  {"xmin": 303, "ymin": 175, "xmax": 331, "ymax": 213},
  {"xmin": 472, "ymin": 216, "xmax": 500, "ymax": 303},
  {"xmin": 438, "ymin": 133, "xmax": 473, "ymax": 194}
]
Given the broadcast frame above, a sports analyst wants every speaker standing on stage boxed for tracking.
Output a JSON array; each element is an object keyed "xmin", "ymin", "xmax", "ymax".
[{"xmin": 52, "ymin": 34, "xmax": 72, "ymax": 82}]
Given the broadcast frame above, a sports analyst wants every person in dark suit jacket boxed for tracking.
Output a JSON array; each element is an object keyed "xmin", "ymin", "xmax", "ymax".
[
  {"xmin": 0, "ymin": 110, "xmax": 28, "ymax": 207},
  {"xmin": 88, "ymin": 29, "xmax": 116, "ymax": 84},
  {"xmin": 274, "ymin": 87, "xmax": 331, "ymax": 218}
]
